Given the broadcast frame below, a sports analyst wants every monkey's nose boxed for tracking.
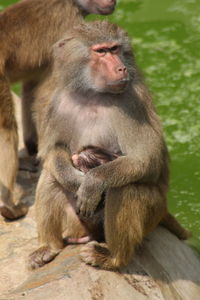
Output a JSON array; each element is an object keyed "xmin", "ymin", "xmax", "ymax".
[{"xmin": 117, "ymin": 66, "xmax": 128, "ymax": 77}]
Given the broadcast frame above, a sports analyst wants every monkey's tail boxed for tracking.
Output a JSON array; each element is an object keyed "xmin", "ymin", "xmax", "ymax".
[{"xmin": 160, "ymin": 213, "xmax": 191, "ymax": 240}]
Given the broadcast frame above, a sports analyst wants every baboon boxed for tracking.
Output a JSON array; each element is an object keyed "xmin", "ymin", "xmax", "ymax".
[
  {"xmin": 29, "ymin": 21, "xmax": 190, "ymax": 270},
  {"xmin": 0, "ymin": 0, "xmax": 116, "ymax": 219}
]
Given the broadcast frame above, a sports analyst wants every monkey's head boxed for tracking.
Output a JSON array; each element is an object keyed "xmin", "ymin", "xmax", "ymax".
[
  {"xmin": 74, "ymin": 0, "xmax": 116, "ymax": 15},
  {"xmin": 53, "ymin": 21, "xmax": 136, "ymax": 95}
]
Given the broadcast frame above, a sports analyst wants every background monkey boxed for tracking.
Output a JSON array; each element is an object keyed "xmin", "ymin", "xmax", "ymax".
[
  {"xmin": 0, "ymin": 0, "xmax": 116, "ymax": 219},
  {"xmin": 29, "ymin": 21, "xmax": 190, "ymax": 270}
]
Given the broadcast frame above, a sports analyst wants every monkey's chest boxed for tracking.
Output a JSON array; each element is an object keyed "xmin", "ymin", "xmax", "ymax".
[{"xmin": 67, "ymin": 109, "xmax": 120, "ymax": 155}]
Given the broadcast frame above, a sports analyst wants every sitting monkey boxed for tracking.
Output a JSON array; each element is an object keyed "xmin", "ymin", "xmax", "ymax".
[{"xmin": 29, "ymin": 21, "xmax": 190, "ymax": 270}]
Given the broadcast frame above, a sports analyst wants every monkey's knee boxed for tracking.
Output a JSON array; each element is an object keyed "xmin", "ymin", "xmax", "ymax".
[{"xmin": 28, "ymin": 246, "xmax": 61, "ymax": 270}]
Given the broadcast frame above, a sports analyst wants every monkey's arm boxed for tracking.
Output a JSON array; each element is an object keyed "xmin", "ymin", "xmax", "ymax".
[
  {"xmin": 77, "ymin": 141, "xmax": 167, "ymax": 217},
  {"xmin": 43, "ymin": 146, "xmax": 84, "ymax": 193}
]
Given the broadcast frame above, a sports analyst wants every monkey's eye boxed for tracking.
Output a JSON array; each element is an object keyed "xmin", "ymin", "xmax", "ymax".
[
  {"xmin": 95, "ymin": 48, "xmax": 106, "ymax": 54},
  {"xmin": 110, "ymin": 45, "xmax": 119, "ymax": 53}
]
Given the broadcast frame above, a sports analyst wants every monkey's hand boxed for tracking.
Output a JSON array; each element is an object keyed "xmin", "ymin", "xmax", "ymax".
[
  {"xmin": 44, "ymin": 147, "xmax": 85, "ymax": 193},
  {"xmin": 76, "ymin": 175, "xmax": 104, "ymax": 218}
]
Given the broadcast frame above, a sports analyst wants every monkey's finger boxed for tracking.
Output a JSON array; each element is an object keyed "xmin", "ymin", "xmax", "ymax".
[
  {"xmin": 77, "ymin": 201, "xmax": 94, "ymax": 218},
  {"xmin": 79, "ymin": 205, "xmax": 91, "ymax": 218},
  {"xmin": 76, "ymin": 198, "xmax": 84, "ymax": 214},
  {"xmin": 76, "ymin": 200, "xmax": 87, "ymax": 216},
  {"xmin": 84, "ymin": 209, "xmax": 95, "ymax": 219},
  {"xmin": 84, "ymin": 203, "xmax": 97, "ymax": 218}
]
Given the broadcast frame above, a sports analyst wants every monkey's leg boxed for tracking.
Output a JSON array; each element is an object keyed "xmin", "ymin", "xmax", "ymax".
[
  {"xmin": 29, "ymin": 169, "xmax": 89, "ymax": 269},
  {"xmin": 81, "ymin": 183, "xmax": 166, "ymax": 270},
  {"xmin": 19, "ymin": 81, "xmax": 40, "ymax": 173},
  {"xmin": 21, "ymin": 80, "xmax": 38, "ymax": 156},
  {"xmin": 0, "ymin": 76, "xmax": 28, "ymax": 219},
  {"xmin": 28, "ymin": 169, "xmax": 66, "ymax": 269}
]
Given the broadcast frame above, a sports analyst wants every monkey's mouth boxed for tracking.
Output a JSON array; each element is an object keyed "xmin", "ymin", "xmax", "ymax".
[
  {"xmin": 107, "ymin": 79, "xmax": 129, "ymax": 92},
  {"xmin": 98, "ymin": 5, "xmax": 116, "ymax": 15}
]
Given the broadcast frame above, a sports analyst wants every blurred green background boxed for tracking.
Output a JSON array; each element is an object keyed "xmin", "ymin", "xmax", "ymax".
[{"xmin": 1, "ymin": 0, "xmax": 200, "ymax": 253}]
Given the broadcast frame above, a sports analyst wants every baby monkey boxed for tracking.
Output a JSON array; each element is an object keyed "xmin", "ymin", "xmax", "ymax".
[{"xmin": 72, "ymin": 146, "xmax": 119, "ymax": 173}]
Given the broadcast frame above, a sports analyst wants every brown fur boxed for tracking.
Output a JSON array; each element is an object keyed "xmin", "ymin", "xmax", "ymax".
[
  {"xmin": 28, "ymin": 21, "xmax": 190, "ymax": 270},
  {"xmin": 71, "ymin": 146, "xmax": 120, "ymax": 243},
  {"xmin": 0, "ymin": 0, "xmax": 116, "ymax": 219}
]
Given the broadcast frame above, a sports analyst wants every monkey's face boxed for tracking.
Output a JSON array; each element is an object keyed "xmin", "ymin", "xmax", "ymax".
[
  {"xmin": 53, "ymin": 21, "xmax": 135, "ymax": 94},
  {"xmin": 88, "ymin": 42, "xmax": 129, "ymax": 94},
  {"xmin": 75, "ymin": 0, "xmax": 116, "ymax": 15}
]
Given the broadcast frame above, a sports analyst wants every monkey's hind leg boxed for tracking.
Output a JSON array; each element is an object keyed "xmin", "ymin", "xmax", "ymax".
[
  {"xmin": 81, "ymin": 183, "xmax": 166, "ymax": 270},
  {"xmin": 21, "ymin": 81, "xmax": 38, "ymax": 156},
  {"xmin": 17, "ymin": 81, "xmax": 39, "ymax": 173},
  {"xmin": 28, "ymin": 169, "xmax": 65, "ymax": 269},
  {"xmin": 0, "ymin": 77, "xmax": 28, "ymax": 219}
]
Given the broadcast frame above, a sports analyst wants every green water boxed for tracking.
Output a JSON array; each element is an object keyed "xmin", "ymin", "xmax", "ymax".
[{"xmin": 1, "ymin": 0, "xmax": 200, "ymax": 252}]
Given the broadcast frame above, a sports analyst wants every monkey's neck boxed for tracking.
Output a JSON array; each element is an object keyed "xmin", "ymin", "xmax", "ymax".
[{"xmin": 62, "ymin": 89, "xmax": 126, "ymax": 107}]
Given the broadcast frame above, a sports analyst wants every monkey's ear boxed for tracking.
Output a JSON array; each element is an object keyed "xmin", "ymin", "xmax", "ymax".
[
  {"xmin": 52, "ymin": 36, "xmax": 74, "ymax": 58},
  {"xmin": 57, "ymin": 37, "xmax": 74, "ymax": 48}
]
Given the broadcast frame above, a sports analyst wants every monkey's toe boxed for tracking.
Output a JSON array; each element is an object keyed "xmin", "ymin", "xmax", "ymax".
[
  {"xmin": 80, "ymin": 241, "xmax": 100, "ymax": 266},
  {"xmin": 28, "ymin": 246, "xmax": 60, "ymax": 270},
  {"xmin": 0, "ymin": 203, "xmax": 28, "ymax": 220}
]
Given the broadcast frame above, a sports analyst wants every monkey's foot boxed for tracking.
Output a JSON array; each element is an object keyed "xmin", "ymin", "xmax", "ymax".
[
  {"xmin": 80, "ymin": 241, "xmax": 111, "ymax": 269},
  {"xmin": 0, "ymin": 203, "xmax": 28, "ymax": 220},
  {"xmin": 28, "ymin": 246, "xmax": 61, "ymax": 270}
]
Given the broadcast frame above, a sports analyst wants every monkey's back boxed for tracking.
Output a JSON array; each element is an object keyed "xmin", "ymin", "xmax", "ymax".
[{"xmin": 0, "ymin": 0, "xmax": 82, "ymax": 79}]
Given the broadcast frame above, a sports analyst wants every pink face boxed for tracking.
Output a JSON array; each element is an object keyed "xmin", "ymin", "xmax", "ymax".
[
  {"xmin": 75, "ymin": 0, "xmax": 116, "ymax": 15},
  {"xmin": 90, "ymin": 42, "xmax": 129, "ymax": 94}
]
